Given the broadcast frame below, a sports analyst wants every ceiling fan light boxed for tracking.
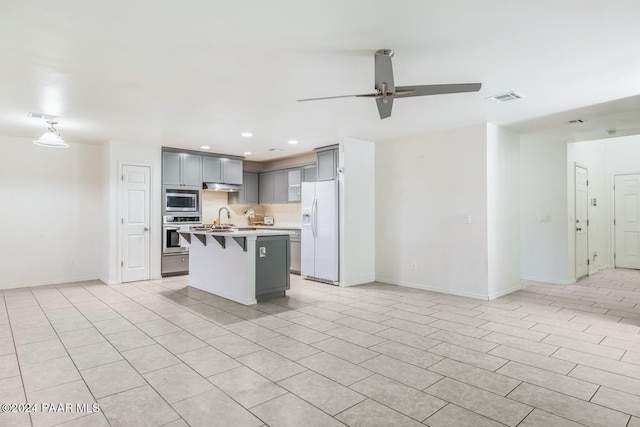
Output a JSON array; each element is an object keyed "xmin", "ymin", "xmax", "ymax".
[{"xmin": 33, "ymin": 121, "xmax": 68, "ymax": 148}]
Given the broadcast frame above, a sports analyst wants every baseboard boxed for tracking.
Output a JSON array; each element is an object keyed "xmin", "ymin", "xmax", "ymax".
[
  {"xmin": 376, "ymin": 277, "xmax": 490, "ymax": 300},
  {"xmin": 488, "ymin": 285, "xmax": 522, "ymax": 300},
  {"xmin": 520, "ymin": 275, "xmax": 574, "ymax": 285},
  {"xmin": 0, "ymin": 275, "xmax": 101, "ymax": 291},
  {"xmin": 98, "ymin": 276, "xmax": 118, "ymax": 285},
  {"xmin": 589, "ymin": 264, "xmax": 610, "ymax": 275}
]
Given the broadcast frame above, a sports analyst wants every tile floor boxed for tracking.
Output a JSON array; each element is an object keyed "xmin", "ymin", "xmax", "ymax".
[{"xmin": 1, "ymin": 269, "xmax": 640, "ymax": 426}]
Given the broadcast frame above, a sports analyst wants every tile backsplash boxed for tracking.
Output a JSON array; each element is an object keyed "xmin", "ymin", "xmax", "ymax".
[{"xmin": 201, "ymin": 191, "xmax": 301, "ymax": 226}]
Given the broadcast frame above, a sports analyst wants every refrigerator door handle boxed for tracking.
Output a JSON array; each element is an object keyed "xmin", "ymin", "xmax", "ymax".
[{"xmin": 312, "ymin": 196, "xmax": 318, "ymax": 238}]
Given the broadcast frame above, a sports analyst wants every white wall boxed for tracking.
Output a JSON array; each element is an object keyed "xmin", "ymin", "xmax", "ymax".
[
  {"xmin": 339, "ymin": 137, "xmax": 375, "ymax": 286},
  {"xmin": 0, "ymin": 135, "xmax": 104, "ymax": 289},
  {"xmin": 520, "ymin": 132, "xmax": 571, "ymax": 284},
  {"xmin": 103, "ymin": 141, "xmax": 162, "ymax": 284},
  {"xmin": 375, "ymin": 124, "xmax": 490, "ymax": 298},
  {"xmin": 487, "ymin": 124, "xmax": 521, "ymax": 298}
]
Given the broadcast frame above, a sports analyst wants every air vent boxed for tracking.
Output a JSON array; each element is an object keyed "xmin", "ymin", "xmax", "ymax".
[
  {"xmin": 28, "ymin": 112, "xmax": 58, "ymax": 121},
  {"xmin": 268, "ymin": 148, "xmax": 283, "ymax": 152},
  {"xmin": 566, "ymin": 118, "xmax": 587, "ymax": 125},
  {"xmin": 485, "ymin": 91, "xmax": 525, "ymax": 103}
]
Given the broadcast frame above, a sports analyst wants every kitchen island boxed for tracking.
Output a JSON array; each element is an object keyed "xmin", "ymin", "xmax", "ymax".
[{"xmin": 179, "ymin": 229, "xmax": 291, "ymax": 305}]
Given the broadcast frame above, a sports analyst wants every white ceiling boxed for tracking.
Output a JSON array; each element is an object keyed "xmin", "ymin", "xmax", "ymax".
[{"xmin": 1, "ymin": 1, "xmax": 640, "ymax": 160}]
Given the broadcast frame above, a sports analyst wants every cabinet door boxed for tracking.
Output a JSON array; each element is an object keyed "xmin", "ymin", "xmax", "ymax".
[
  {"xmin": 317, "ymin": 149, "xmax": 336, "ymax": 181},
  {"xmin": 202, "ymin": 157, "xmax": 222, "ymax": 182},
  {"xmin": 222, "ymin": 159, "xmax": 243, "ymax": 184},
  {"xmin": 302, "ymin": 165, "xmax": 317, "ymax": 182},
  {"xmin": 182, "ymin": 153, "xmax": 202, "ymax": 187},
  {"xmin": 287, "ymin": 169, "xmax": 301, "ymax": 202},
  {"xmin": 259, "ymin": 172, "xmax": 274, "ymax": 204},
  {"xmin": 162, "ymin": 152, "xmax": 182, "ymax": 186},
  {"xmin": 244, "ymin": 172, "xmax": 259, "ymax": 205},
  {"xmin": 273, "ymin": 171, "xmax": 288, "ymax": 203}
]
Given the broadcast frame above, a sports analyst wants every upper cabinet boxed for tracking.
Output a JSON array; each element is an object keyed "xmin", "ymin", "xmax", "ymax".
[
  {"xmin": 202, "ymin": 156, "xmax": 243, "ymax": 185},
  {"xmin": 229, "ymin": 172, "xmax": 259, "ymax": 205},
  {"xmin": 302, "ymin": 165, "xmax": 317, "ymax": 182},
  {"xmin": 316, "ymin": 145, "xmax": 339, "ymax": 181},
  {"xmin": 162, "ymin": 151, "xmax": 202, "ymax": 188},
  {"xmin": 287, "ymin": 169, "xmax": 301, "ymax": 202}
]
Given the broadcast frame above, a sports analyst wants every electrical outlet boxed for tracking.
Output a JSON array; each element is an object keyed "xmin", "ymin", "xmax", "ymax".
[
  {"xmin": 410, "ymin": 261, "xmax": 418, "ymax": 271},
  {"xmin": 70, "ymin": 259, "xmax": 77, "ymax": 266}
]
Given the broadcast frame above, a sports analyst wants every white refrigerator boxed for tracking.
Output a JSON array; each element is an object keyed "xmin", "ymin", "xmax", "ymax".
[{"xmin": 301, "ymin": 180, "xmax": 339, "ymax": 283}]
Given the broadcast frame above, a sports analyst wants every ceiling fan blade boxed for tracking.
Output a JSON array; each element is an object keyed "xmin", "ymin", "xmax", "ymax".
[
  {"xmin": 395, "ymin": 83, "xmax": 482, "ymax": 97},
  {"xmin": 297, "ymin": 93, "xmax": 377, "ymax": 102},
  {"xmin": 375, "ymin": 50, "xmax": 395, "ymax": 93},
  {"xmin": 376, "ymin": 97, "xmax": 394, "ymax": 119}
]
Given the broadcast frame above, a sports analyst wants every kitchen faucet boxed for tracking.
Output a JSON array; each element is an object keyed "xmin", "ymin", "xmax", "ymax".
[{"xmin": 218, "ymin": 207, "xmax": 231, "ymax": 226}]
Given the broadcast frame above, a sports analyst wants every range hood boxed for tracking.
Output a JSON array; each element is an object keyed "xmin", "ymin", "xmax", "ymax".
[{"xmin": 203, "ymin": 182, "xmax": 240, "ymax": 192}]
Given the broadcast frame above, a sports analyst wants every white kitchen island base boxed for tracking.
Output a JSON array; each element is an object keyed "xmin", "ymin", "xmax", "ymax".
[{"xmin": 181, "ymin": 230, "xmax": 291, "ymax": 305}]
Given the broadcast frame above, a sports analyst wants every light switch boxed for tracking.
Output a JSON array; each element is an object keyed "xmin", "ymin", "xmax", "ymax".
[
  {"xmin": 259, "ymin": 247, "xmax": 266, "ymax": 257},
  {"xmin": 459, "ymin": 214, "xmax": 471, "ymax": 224}
]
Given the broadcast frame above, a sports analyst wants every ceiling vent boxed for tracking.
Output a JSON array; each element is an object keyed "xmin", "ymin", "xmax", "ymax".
[
  {"xmin": 268, "ymin": 148, "xmax": 283, "ymax": 152},
  {"xmin": 485, "ymin": 91, "xmax": 525, "ymax": 103},
  {"xmin": 566, "ymin": 118, "xmax": 587, "ymax": 125},
  {"xmin": 28, "ymin": 112, "xmax": 58, "ymax": 121}
]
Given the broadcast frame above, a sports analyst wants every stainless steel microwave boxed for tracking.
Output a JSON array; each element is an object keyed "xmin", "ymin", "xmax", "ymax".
[{"xmin": 164, "ymin": 190, "xmax": 199, "ymax": 212}]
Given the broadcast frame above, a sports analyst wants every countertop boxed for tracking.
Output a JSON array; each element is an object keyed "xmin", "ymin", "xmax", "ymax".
[{"xmin": 180, "ymin": 229, "xmax": 295, "ymax": 237}]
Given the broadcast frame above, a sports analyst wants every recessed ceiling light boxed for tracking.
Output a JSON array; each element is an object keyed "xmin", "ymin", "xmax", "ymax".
[
  {"xmin": 200, "ymin": 145, "xmax": 210, "ymax": 149},
  {"xmin": 28, "ymin": 112, "xmax": 58, "ymax": 121},
  {"xmin": 243, "ymin": 151, "xmax": 252, "ymax": 155},
  {"xmin": 241, "ymin": 132, "xmax": 253, "ymax": 138},
  {"xmin": 288, "ymin": 140, "xmax": 298, "ymax": 145}
]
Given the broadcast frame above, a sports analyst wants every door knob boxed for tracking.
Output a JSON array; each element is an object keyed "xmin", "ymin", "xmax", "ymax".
[
  {"xmin": 144, "ymin": 227, "xmax": 150, "ymax": 231},
  {"xmin": 576, "ymin": 228, "xmax": 582, "ymax": 231}
]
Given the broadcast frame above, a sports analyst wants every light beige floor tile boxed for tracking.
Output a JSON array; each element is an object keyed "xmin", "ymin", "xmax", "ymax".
[
  {"xmin": 481, "ymin": 331, "xmax": 559, "ymax": 356},
  {"xmin": 209, "ymin": 365, "xmax": 287, "ymax": 408},
  {"xmin": 429, "ymin": 342, "xmax": 508, "ymax": 371},
  {"xmin": 16, "ymin": 339, "xmax": 67, "ymax": 366},
  {"xmin": 385, "ymin": 308, "xmax": 438, "ymax": 325},
  {"xmin": 424, "ymin": 403, "xmax": 507, "ymax": 427},
  {"xmin": 489, "ymin": 345, "xmax": 575, "ymax": 374},
  {"xmin": 154, "ymin": 330, "xmax": 208, "ymax": 354},
  {"xmin": 297, "ymin": 351, "xmax": 372, "ymax": 386},
  {"xmin": 325, "ymin": 325, "xmax": 387, "ymax": 348},
  {"xmin": 257, "ymin": 335, "xmax": 320, "ymax": 361},
  {"xmin": 368, "ymin": 340, "xmax": 442, "ymax": 369},
  {"xmin": 601, "ymin": 336, "xmax": 640, "ymax": 352},
  {"xmin": 542, "ymin": 333, "xmax": 627, "ymax": 360},
  {"xmin": 518, "ymin": 409, "xmax": 584, "ymax": 427},
  {"xmin": 104, "ymin": 329, "xmax": 155, "ymax": 352},
  {"xmin": 0, "ymin": 353, "xmax": 20, "ymax": 380},
  {"xmin": 143, "ymin": 363, "xmax": 213, "ymax": 403},
  {"xmin": 288, "ymin": 314, "xmax": 337, "ymax": 332},
  {"xmin": 67, "ymin": 342, "xmax": 122, "ymax": 370},
  {"xmin": 628, "ymin": 416, "xmax": 640, "ymax": 427},
  {"xmin": 206, "ymin": 333, "xmax": 263, "ymax": 358},
  {"xmin": 251, "ymin": 393, "xmax": 344, "ymax": 427},
  {"xmin": 552, "ymin": 348, "xmax": 640, "ymax": 379},
  {"xmin": 91, "ymin": 317, "xmax": 137, "ymax": 335},
  {"xmin": 28, "ymin": 380, "xmax": 96, "ymax": 427},
  {"xmin": 226, "ymin": 321, "xmax": 281, "ymax": 342},
  {"xmin": 98, "ymin": 385, "xmax": 179, "ymax": 427},
  {"xmin": 429, "ymin": 358, "xmax": 520, "ymax": 396},
  {"xmin": 81, "ymin": 360, "xmax": 145, "ymax": 398},
  {"xmin": 121, "ymin": 343, "xmax": 181, "ymax": 374},
  {"xmin": 622, "ymin": 350, "xmax": 640, "ymax": 366},
  {"xmin": 180, "ymin": 320, "xmax": 230, "ymax": 340},
  {"xmin": 474, "ymin": 312, "xmax": 536, "ymax": 329},
  {"xmin": 177, "ymin": 345, "xmax": 241, "ymax": 376},
  {"xmin": 298, "ymin": 306, "xmax": 348, "ymax": 321},
  {"xmin": 591, "ymin": 387, "xmax": 640, "ymax": 417},
  {"xmin": 507, "ymin": 382, "xmax": 629, "ymax": 427},
  {"xmin": 497, "ymin": 361, "xmax": 597, "ymax": 400},
  {"xmin": 428, "ymin": 329, "xmax": 498, "ymax": 353},
  {"xmin": 569, "ymin": 364, "xmax": 640, "ymax": 397},
  {"xmin": 55, "ymin": 412, "xmax": 110, "ymax": 427},
  {"xmin": 375, "ymin": 327, "xmax": 440, "ymax": 350},
  {"xmin": 0, "ymin": 336, "xmax": 14, "ymax": 356},
  {"xmin": 274, "ymin": 324, "xmax": 331, "ymax": 344},
  {"xmin": 236, "ymin": 349, "xmax": 306, "ymax": 382},
  {"xmin": 426, "ymin": 378, "xmax": 531, "ymax": 426},
  {"xmin": 312, "ymin": 337, "xmax": 378, "ymax": 364},
  {"xmin": 350, "ymin": 374, "xmax": 445, "ymax": 421},
  {"xmin": 480, "ymin": 321, "xmax": 547, "ymax": 342},
  {"xmin": 12, "ymin": 325, "xmax": 57, "ymax": 346},
  {"xmin": 0, "ymin": 411, "xmax": 31, "ymax": 427},
  {"xmin": 531, "ymin": 323, "xmax": 604, "ymax": 343},
  {"xmin": 428, "ymin": 320, "xmax": 490, "ymax": 339},
  {"xmin": 0, "ymin": 375, "xmax": 25, "ymax": 403},
  {"xmin": 173, "ymin": 387, "xmax": 262, "ymax": 427},
  {"xmin": 58, "ymin": 328, "xmax": 106, "ymax": 349},
  {"xmin": 379, "ymin": 317, "xmax": 439, "ymax": 336},
  {"xmin": 278, "ymin": 370, "xmax": 365, "ymax": 415},
  {"xmin": 135, "ymin": 318, "xmax": 182, "ymax": 337},
  {"xmin": 336, "ymin": 398, "xmax": 424, "ymax": 427},
  {"xmin": 21, "ymin": 356, "xmax": 81, "ymax": 393},
  {"xmin": 360, "ymin": 354, "xmax": 442, "ymax": 390}
]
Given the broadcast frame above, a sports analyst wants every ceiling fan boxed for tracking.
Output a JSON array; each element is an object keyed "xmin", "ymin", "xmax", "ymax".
[{"xmin": 298, "ymin": 49, "xmax": 482, "ymax": 119}]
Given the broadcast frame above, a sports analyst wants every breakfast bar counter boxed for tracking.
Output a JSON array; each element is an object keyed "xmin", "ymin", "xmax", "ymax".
[{"xmin": 179, "ymin": 229, "xmax": 291, "ymax": 305}]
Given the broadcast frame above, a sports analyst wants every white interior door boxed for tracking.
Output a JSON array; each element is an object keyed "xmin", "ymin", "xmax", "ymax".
[
  {"xmin": 121, "ymin": 165, "xmax": 151, "ymax": 282},
  {"xmin": 614, "ymin": 174, "xmax": 640, "ymax": 269},
  {"xmin": 575, "ymin": 165, "xmax": 589, "ymax": 279}
]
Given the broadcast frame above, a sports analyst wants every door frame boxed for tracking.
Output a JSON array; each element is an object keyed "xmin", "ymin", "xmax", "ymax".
[
  {"xmin": 574, "ymin": 162, "xmax": 589, "ymax": 279},
  {"xmin": 118, "ymin": 161, "xmax": 153, "ymax": 284},
  {"xmin": 612, "ymin": 172, "xmax": 640, "ymax": 269}
]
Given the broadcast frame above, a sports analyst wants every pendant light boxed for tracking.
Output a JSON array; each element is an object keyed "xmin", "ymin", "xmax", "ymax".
[{"xmin": 33, "ymin": 121, "xmax": 68, "ymax": 148}]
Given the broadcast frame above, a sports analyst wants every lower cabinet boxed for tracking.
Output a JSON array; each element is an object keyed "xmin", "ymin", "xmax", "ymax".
[
  {"xmin": 255, "ymin": 235, "xmax": 290, "ymax": 300},
  {"xmin": 161, "ymin": 254, "xmax": 189, "ymax": 276}
]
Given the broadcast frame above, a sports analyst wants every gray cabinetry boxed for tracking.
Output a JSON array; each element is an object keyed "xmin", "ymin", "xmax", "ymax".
[
  {"xmin": 229, "ymin": 172, "xmax": 259, "ymax": 205},
  {"xmin": 202, "ymin": 156, "xmax": 243, "ymax": 185},
  {"xmin": 316, "ymin": 146, "xmax": 338, "ymax": 181},
  {"xmin": 255, "ymin": 235, "xmax": 290, "ymax": 301},
  {"xmin": 273, "ymin": 171, "xmax": 288, "ymax": 203},
  {"xmin": 288, "ymin": 169, "xmax": 301, "ymax": 202},
  {"xmin": 302, "ymin": 165, "xmax": 317, "ymax": 182},
  {"xmin": 163, "ymin": 151, "xmax": 202, "ymax": 188},
  {"xmin": 259, "ymin": 172, "xmax": 275, "ymax": 204}
]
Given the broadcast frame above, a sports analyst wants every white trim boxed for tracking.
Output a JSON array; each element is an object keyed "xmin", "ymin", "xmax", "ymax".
[
  {"xmin": 488, "ymin": 285, "xmax": 522, "ymax": 300},
  {"xmin": 519, "ymin": 275, "xmax": 574, "ymax": 285},
  {"xmin": 99, "ymin": 276, "xmax": 118, "ymax": 285},
  {"xmin": 0, "ymin": 275, "xmax": 101, "ymax": 290},
  {"xmin": 375, "ymin": 277, "xmax": 490, "ymax": 300},
  {"xmin": 574, "ymin": 163, "xmax": 589, "ymax": 280}
]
